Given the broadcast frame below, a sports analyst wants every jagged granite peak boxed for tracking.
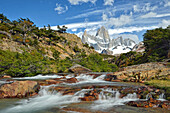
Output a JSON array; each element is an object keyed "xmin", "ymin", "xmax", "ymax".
[
  {"xmin": 81, "ymin": 27, "xmax": 139, "ymax": 55},
  {"xmin": 96, "ymin": 26, "xmax": 110, "ymax": 42},
  {"xmin": 82, "ymin": 30, "xmax": 87, "ymax": 43}
]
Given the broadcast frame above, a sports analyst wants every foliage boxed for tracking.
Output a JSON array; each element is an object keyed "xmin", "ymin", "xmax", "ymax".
[
  {"xmin": 143, "ymin": 26, "xmax": 170, "ymax": 62},
  {"xmin": 73, "ymin": 45, "xmax": 81, "ymax": 52},
  {"xmin": 0, "ymin": 14, "xmax": 119, "ymax": 77},
  {"xmin": 110, "ymin": 26, "xmax": 170, "ymax": 68},
  {"xmin": 77, "ymin": 54, "xmax": 118, "ymax": 72},
  {"xmin": 0, "ymin": 50, "xmax": 48, "ymax": 77},
  {"xmin": 110, "ymin": 51, "xmax": 143, "ymax": 67},
  {"xmin": 57, "ymin": 25, "xmax": 67, "ymax": 33}
]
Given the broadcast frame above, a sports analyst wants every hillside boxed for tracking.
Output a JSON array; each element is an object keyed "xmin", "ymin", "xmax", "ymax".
[{"xmin": 0, "ymin": 14, "xmax": 118, "ymax": 77}]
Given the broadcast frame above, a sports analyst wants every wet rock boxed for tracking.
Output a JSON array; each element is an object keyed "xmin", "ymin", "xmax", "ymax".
[
  {"xmin": 69, "ymin": 64, "xmax": 92, "ymax": 73},
  {"xmin": 79, "ymin": 89, "xmax": 99, "ymax": 101},
  {"xmin": 0, "ymin": 81, "xmax": 40, "ymax": 98},
  {"xmin": 104, "ymin": 74, "xmax": 117, "ymax": 81},
  {"xmin": 127, "ymin": 98, "xmax": 170, "ymax": 109},
  {"xmin": 46, "ymin": 80, "xmax": 63, "ymax": 84},
  {"xmin": 63, "ymin": 88, "xmax": 81, "ymax": 95},
  {"xmin": 66, "ymin": 77, "xmax": 78, "ymax": 83}
]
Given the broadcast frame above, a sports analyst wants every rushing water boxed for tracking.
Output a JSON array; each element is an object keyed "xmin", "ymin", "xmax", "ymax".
[{"xmin": 0, "ymin": 74, "xmax": 167, "ymax": 113}]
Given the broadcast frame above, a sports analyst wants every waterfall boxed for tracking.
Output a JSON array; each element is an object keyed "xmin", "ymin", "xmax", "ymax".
[
  {"xmin": 158, "ymin": 93, "xmax": 166, "ymax": 101},
  {"xmin": 92, "ymin": 88, "xmax": 138, "ymax": 110}
]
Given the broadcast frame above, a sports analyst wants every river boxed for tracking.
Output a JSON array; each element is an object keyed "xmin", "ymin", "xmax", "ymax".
[{"xmin": 0, "ymin": 74, "xmax": 168, "ymax": 113}]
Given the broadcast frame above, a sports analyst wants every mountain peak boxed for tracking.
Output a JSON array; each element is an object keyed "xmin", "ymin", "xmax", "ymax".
[
  {"xmin": 96, "ymin": 26, "xmax": 110, "ymax": 40},
  {"xmin": 81, "ymin": 27, "xmax": 138, "ymax": 55}
]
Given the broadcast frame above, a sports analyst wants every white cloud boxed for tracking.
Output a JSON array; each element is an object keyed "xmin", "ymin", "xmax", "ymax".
[
  {"xmin": 141, "ymin": 12, "xmax": 170, "ymax": 18},
  {"xmin": 108, "ymin": 26, "xmax": 158, "ymax": 35},
  {"xmin": 66, "ymin": 9, "xmax": 104, "ymax": 19},
  {"xmin": 111, "ymin": 34, "xmax": 140, "ymax": 43},
  {"xmin": 68, "ymin": 0, "xmax": 97, "ymax": 5},
  {"xmin": 54, "ymin": 3, "xmax": 68, "ymax": 14},
  {"xmin": 102, "ymin": 13, "xmax": 108, "ymax": 21},
  {"xmin": 159, "ymin": 19, "xmax": 170, "ymax": 28},
  {"xmin": 164, "ymin": 0, "xmax": 170, "ymax": 7},
  {"xmin": 133, "ymin": 3, "xmax": 157, "ymax": 13},
  {"xmin": 141, "ymin": 12, "xmax": 157, "ymax": 18},
  {"xmin": 104, "ymin": 0, "xmax": 114, "ymax": 6},
  {"xmin": 133, "ymin": 5, "xmax": 139, "ymax": 13},
  {"xmin": 156, "ymin": 13, "xmax": 170, "ymax": 17},
  {"xmin": 108, "ymin": 15, "xmax": 133, "ymax": 27},
  {"xmin": 51, "ymin": 21, "xmax": 104, "ymax": 30},
  {"xmin": 71, "ymin": 29, "xmax": 78, "ymax": 32}
]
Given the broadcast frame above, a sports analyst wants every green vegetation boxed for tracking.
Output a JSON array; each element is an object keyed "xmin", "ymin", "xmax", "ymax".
[
  {"xmin": 110, "ymin": 26, "xmax": 170, "ymax": 68},
  {"xmin": 143, "ymin": 26, "xmax": 170, "ymax": 62},
  {"xmin": 0, "ymin": 14, "xmax": 119, "ymax": 77},
  {"xmin": 0, "ymin": 14, "xmax": 169, "ymax": 77},
  {"xmin": 109, "ymin": 51, "xmax": 143, "ymax": 67},
  {"xmin": 77, "ymin": 54, "xmax": 118, "ymax": 72}
]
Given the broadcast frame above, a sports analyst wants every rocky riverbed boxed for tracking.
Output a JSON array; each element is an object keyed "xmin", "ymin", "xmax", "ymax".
[{"xmin": 0, "ymin": 73, "xmax": 169, "ymax": 113}]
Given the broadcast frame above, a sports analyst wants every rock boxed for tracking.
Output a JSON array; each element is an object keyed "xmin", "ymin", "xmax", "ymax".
[
  {"xmin": 79, "ymin": 89, "xmax": 99, "ymax": 101},
  {"xmin": 69, "ymin": 64, "xmax": 92, "ymax": 73},
  {"xmin": 104, "ymin": 74, "xmax": 117, "ymax": 81},
  {"xmin": 66, "ymin": 77, "xmax": 78, "ymax": 83},
  {"xmin": 2, "ymin": 75, "xmax": 11, "ymax": 79},
  {"xmin": 114, "ymin": 62, "xmax": 170, "ymax": 82},
  {"xmin": 46, "ymin": 80, "xmax": 63, "ymax": 84},
  {"xmin": 101, "ymin": 49, "xmax": 113, "ymax": 55},
  {"xmin": 127, "ymin": 97, "xmax": 170, "ymax": 109},
  {"xmin": 132, "ymin": 42, "xmax": 145, "ymax": 53},
  {"xmin": 0, "ymin": 81, "xmax": 40, "ymax": 98}
]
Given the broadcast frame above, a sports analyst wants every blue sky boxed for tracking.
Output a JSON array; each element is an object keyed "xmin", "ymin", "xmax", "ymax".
[{"xmin": 0, "ymin": 0, "xmax": 170, "ymax": 41}]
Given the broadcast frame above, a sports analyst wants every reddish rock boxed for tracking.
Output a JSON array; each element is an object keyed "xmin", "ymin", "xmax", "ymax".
[
  {"xmin": 66, "ymin": 77, "xmax": 78, "ymax": 83},
  {"xmin": 0, "ymin": 81, "xmax": 40, "ymax": 98},
  {"xmin": 46, "ymin": 80, "xmax": 62, "ymax": 84},
  {"xmin": 104, "ymin": 74, "xmax": 117, "ymax": 81},
  {"xmin": 127, "ymin": 98, "xmax": 170, "ymax": 109},
  {"xmin": 80, "ymin": 89, "xmax": 99, "ymax": 101},
  {"xmin": 2, "ymin": 75, "xmax": 11, "ymax": 79},
  {"xmin": 111, "ymin": 80, "xmax": 122, "ymax": 82}
]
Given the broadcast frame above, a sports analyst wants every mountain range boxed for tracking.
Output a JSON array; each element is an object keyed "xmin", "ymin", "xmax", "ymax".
[{"xmin": 82, "ymin": 26, "xmax": 142, "ymax": 55}]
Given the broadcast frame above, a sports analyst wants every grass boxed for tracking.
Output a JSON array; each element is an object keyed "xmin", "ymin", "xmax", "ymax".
[
  {"xmin": 144, "ymin": 79, "xmax": 170, "ymax": 100},
  {"xmin": 145, "ymin": 79, "xmax": 170, "ymax": 88}
]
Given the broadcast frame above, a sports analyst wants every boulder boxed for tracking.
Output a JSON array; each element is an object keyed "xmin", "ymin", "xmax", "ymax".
[
  {"xmin": 69, "ymin": 64, "xmax": 92, "ymax": 73},
  {"xmin": 2, "ymin": 75, "xmax": 11, "ymax": 79},
  {"xmin": 0, "ymin": 81, "xmax": 40, "ymax": 98},
  {"xmin": 114, "ymin": 62, "xmax": 170, "ymax": 82}
]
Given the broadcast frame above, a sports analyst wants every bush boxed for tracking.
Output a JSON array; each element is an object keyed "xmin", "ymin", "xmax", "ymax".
[{"xmin": 78, "ymin": 54, "xmax": 118, "ymax": 72}]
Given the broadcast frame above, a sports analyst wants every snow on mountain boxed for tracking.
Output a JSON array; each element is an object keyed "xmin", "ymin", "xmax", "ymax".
[{"xmin": 82, "ymin": 26, "xmax": 140, "ymax": 55}]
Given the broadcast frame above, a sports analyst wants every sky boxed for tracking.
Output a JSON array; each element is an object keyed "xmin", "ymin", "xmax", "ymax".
[{"xmin": 0, "ymin": 0, "xmax": 170, "ymax": 41}]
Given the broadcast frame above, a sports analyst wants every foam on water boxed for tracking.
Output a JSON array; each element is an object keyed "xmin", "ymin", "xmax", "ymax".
[
  {"xmin": 13, "ymin": 74, "xmax": 62, "ymax": 80},
  {"xmin": 2, "ymin": 86, "xmax": 81, "ymax": 113},
  {"xmin": 92, "ymin": 88, "xmax": 139, "ymax": 110},
  {"xmin": 157, "ymin": 93, "xmax": 166, "ymax": 101},
  {"xmin": 68, "ymin": 74, "xmax": 108, "ymax": 85}
]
